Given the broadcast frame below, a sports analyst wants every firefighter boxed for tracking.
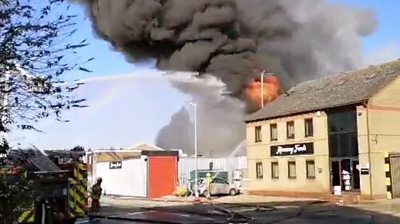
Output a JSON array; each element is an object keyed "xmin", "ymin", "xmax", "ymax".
[
  {"xmin": 90, "ymin": 177, "xmax": 103, "ymax": 214},
  {"xmin": 206, "ymin": 172, "xmax": 212, "ymax": 198}
]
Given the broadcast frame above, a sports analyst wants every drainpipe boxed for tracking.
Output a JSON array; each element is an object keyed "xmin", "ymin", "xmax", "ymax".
[{"xmin": 365, "ymin": 102, "xmax": 373, "ymax": 199}]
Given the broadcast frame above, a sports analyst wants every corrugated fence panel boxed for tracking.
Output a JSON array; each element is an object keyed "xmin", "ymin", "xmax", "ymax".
[{"xmin": 178, "ymin": 156, "xmax": 247, "ymax": 186}]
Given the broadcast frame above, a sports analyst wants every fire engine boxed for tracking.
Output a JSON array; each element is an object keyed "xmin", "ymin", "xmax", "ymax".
[{"xmin": 0, "ymin": 149, "xmax": 88, "ymax": 223}]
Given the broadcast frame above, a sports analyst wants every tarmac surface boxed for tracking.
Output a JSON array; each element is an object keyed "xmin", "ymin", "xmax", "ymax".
[{"xmin": 75, "ymin": 197, "xmax": 400, "ymax": 224}]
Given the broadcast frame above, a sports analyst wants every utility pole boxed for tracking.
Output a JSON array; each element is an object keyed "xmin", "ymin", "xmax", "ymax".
[
  {"xmin": 190, "ymin": 102, "xmax": 199, "ymax": 199},
  {"xmin": 261, "ymin": 70, "xmax": 265, "ymax": 108}
]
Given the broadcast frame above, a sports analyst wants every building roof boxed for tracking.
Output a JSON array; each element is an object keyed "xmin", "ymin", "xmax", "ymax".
[
  {"xmin": 29, "ymin": 153, "xmax": 61, "ymax": 172},
  {"xmin": 128, "ymin": 143, "xmax": 164, "ymax": 151},
  {"xmin": 89, "ymin": 150, "xmax": 142, "ymax": 162},
  {"xmin": 245, "ymin": 60, "xmax": 400, "ymax": 122},
  {"xmin": 8, "ymin": 149, "xmax": 61, "ymax": 172},
  {"xmin": 88, "ymin": 143, "xmax": 166, "ymax": 162}
]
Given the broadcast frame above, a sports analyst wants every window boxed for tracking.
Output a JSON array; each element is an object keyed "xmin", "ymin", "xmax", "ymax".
[
  {"xmin": 212, "ymin": 178, "xmax": 229, "ymax": 184},
  {"xmin": 288, "ymin": 161, "xmax": 296, "ymax": 179},
  {"xmin": 287, "ymin": 121, "xmax": 295, "ymax": 139},
  {"xmin": 270, "ymin": 124, "xmax": 277, "ymax": 141},
  {"xmin": 306, "ymin": 160, "xmax": 316, "ymax": 179},
  {"xmin": 255, "ymin": 126, "xmax": 262, "ymax": 143},
  {"xmin": 305, "ymin": 118, "xmax": 313, "ymax": 137},
  {"xmin": 271, "ymin": 162, "xmax": 279, "ymax": 179},
  {"xmin": 256, "ymin": 162, "xmax": 263, "ymax": 179}
]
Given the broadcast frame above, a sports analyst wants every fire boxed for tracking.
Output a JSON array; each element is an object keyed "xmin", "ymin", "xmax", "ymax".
[{"xmin": 244, "ymin": 75, "xmax": 282, "ymax": 110}]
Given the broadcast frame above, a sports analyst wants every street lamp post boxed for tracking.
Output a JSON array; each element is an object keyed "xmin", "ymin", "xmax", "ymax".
[
  {"xmin": 190, "ymin": 102, "xmax": 199, "ymax": 199},
  {"xmin": 261, "ymin": 70, "xmax": 265, "ymax": 108}
]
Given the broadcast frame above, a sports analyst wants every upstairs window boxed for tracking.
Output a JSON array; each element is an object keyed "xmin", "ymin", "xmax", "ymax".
[
  {"xmin": 255, "ymin": 126, "xmax": 262, "ymax": 143},
  {"xmin": 305, "ymin": 118, "xmax": 314, "ymax": 137},
  {"xmin": 270, "ymin": 124, "xmax": 278, "ymax": 141},
  {"xmin": 287, "ymin": 121, "xmax": 295, "ymax": 139}
]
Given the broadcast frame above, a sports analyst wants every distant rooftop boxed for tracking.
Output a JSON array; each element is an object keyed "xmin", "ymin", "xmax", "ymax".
[
  {"xmin": 8, "ymin": 149, "xmax": 61, "ymax": 172},
  {"xmin": 245, "ymin": 60, "xmax": 400, "ymax": 122}
]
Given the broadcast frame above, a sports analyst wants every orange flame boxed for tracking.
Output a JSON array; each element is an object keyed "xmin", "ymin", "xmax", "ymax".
[{"xmin": 244, "ymin": 75, "xmax": 282, "ymax": 110}]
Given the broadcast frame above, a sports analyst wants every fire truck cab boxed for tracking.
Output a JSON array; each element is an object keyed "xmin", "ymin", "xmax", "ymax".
[{"xmin": 0, "ymin": 149, "xmax": 88, "ymax": 223}]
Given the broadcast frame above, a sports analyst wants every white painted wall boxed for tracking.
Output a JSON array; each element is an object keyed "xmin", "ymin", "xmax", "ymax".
[{"xmin": 96, "ymin": 157, "xmax": 147, "ymax": 197}]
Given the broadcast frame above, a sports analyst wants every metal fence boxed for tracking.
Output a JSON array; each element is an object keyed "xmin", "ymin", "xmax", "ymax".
[{"xmin": 178, "ymin": 156, "xmax": 247, "ymax": 186}]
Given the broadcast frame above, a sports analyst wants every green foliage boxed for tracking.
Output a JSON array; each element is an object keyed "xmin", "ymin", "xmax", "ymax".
[
  {"xmin": 71, "ymin": 145, "xmax": 85, "ymax": 151},
  {"xmin": 0, "ymin": 0, "xmax": 92, "ymax": 222},
  {"xmin": 0, "ymin": 169, "xmax": 34, "ymax": 222},
  {"xmin": 0, "ymin": 0, "xmax": 92, "ymax": 131}
]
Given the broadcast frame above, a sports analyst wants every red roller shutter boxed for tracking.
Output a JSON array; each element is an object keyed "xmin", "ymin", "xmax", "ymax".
[{"xmin": 147, "ymin": 155, "xmax": 177, "ymax": 198}]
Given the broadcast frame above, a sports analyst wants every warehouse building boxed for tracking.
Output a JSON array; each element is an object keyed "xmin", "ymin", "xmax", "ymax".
[
  {"xmin": 87, "ymin": 144, "xmax": 179, "ymax": 199},
  {"xmin": 245, "ymin": 61, "xmax": 400, "ymax": 200}
]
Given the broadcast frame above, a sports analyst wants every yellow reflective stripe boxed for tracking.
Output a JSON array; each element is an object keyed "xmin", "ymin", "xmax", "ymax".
[
  {"xmin": 69, "ymin": 178, "xmax": 77, "ymax": 185},
  {"xmin": 385, "ymin": 164, "xmax": 390, "ymax": 172},
  {"xmin": 27, "ymin": 214, "xmax": 34, "ymax": 223},
  {"xmin": 68, "ymin": 188, "xmax": 76, "ymax": 218},
  {"xmin": 75, "ymin": 205, "xmax": 85, "ymax": 214},
  {"xmin": 68, "ymin": 163, "xmax": 88, "ymax": 217},
  {"xmin": 74, "ymin": 166, "xmax": 85, "ymax": 180},
  {"xmin": 79, "ymin": 163, "xmax": 87, "ymax": 171},
  {"xmin": 18, "ymin": 211, "xmax": 30, "ymax": 223},
  {"xmin": 18, "ymin": 210, "xmax": 34, "ymax": 223},
  {"xmin": 386, "ymin": 177, "xmax": 392, "ymax": 186},
  {"xmin": 387, "ymin": 191, "xmax": 393, "ymax": 200}
]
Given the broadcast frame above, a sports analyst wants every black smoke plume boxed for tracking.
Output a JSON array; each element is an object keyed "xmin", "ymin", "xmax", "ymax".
[
  {"xmin": 74, "ymin": 0, "xmax": 376, "ymax": 92},
  {"xmin": 74, "ymin": 0, "xmax": 377, "ymax": 155}
]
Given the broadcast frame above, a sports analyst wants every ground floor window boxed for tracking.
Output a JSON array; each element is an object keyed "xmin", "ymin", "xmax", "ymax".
[
  {"xmin": 271, "ymin": 162, "xmax": 279, "ymax": 179},
  {"xmin": 288, "ymin": 161, "xmax": 296, "ymax": 179},
  {"xmin": 256, "ymin": 162, "xmax": 263, "ymax": 179},
  {"xmin": 306, "ymin": 160, "xmax": 316, "ymax": 179}
]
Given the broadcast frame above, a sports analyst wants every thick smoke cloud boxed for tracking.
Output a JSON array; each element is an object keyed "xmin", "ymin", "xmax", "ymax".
[
  {"xmin": 156, "ymin": 74, "xmax": 246, "ymax": 157},
  {"xmin": 75, "ymin": 0, "xmax": 377, "ymax": 155},
  {"xmin": 76, "ymin": 0, "xmax": 376, "ymax": 91}
]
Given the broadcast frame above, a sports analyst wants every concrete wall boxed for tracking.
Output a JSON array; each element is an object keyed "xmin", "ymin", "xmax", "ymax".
[
  {"xmin": 246, "ymin": 111, "xmax": 330, "ymax": 193},
  {"xmin": 357, "ymin": 76, "xmax": 400, "ymax": 199}
]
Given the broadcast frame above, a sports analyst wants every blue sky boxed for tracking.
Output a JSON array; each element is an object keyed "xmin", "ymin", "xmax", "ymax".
[
  {"xmin": 333, "ymin": 0, "xmax": 400, "ymax": 60},
  {"xmin": 9, "ymin": 1, "xmax": 400, "ymax": 149}
]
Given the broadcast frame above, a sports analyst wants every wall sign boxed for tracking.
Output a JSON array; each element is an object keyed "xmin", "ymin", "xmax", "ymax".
[
  {"xmin": 109, "ymin": 161, "xmax": 122, "ymax": 169},
  {"xmin": 271, "ymin": 143, "xmax": 314, "ymax": 156}
]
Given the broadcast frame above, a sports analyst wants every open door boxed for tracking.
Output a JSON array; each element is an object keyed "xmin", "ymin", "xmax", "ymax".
[{"xmin": 331, "ymin": 160, "xmax": 341, "ymax": 191}]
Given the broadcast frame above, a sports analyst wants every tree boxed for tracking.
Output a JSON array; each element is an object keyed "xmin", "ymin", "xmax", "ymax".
[
  {"xmin": 71, "ymin": 145, "xmax": 85, "ymax": 152},
  {"xmin": 0, "ymin": 0, "xmax": 92, "ymax": 222},
  {"xmin": 0, "ymin": 166, "xmax": 34, "ymax": 223},
  {"xmin": 0, "ymin": 0, "xmax": 92, "ymax": 138}
]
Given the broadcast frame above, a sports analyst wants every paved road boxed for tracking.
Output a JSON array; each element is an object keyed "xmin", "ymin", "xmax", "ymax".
[{"xmin": 75, "ymin": 201, "xmax": 400, "ymax": 223}]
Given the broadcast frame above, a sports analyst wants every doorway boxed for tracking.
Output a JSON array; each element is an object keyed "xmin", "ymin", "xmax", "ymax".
[
  {"xmin": 331, "ymin": 158, "xmax": 360, "ymax": 192},
  {"xmin": 351, "ymin": 160, "xmax": 360, "ymax": 190}
]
